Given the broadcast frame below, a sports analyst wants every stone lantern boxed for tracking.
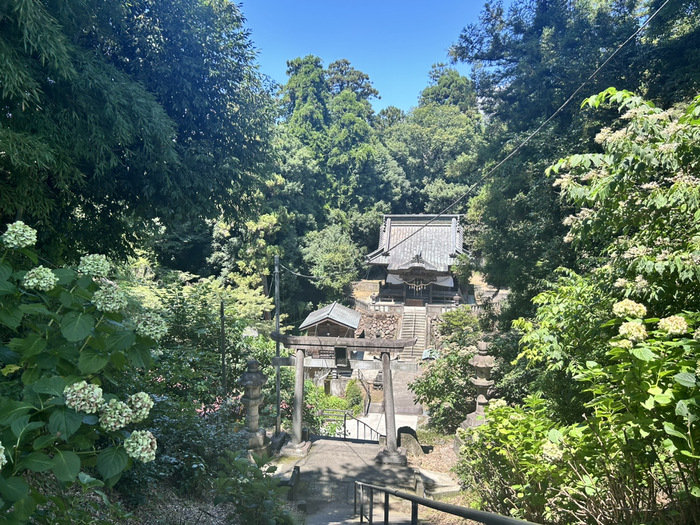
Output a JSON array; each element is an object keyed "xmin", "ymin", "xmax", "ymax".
[
  {"xmin": 238, "ymin": 359, "xmax": 270, "ymax": 455},
  {"xmin": 462, "ymin": 341, "xmax": 494, "ymax": 428}
]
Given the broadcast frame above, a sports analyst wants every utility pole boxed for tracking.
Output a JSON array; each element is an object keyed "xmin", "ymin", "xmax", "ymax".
[
  {"xmin": 220, "ymin": 298, "xmax": 226, "ymax": 394},
  {"xmin": 274, "ymin": 255, "xmax": 281, "ymax": 435}
]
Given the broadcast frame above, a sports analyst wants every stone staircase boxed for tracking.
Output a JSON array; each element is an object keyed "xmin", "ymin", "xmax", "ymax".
[{"xmin": 399, "ymin": 306, "xmax": 427, "ymax": 360}]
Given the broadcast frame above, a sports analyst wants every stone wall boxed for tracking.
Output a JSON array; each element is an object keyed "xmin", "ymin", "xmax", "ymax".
[{"xmin": 355, "ymin": 311, "xmax": 399, "ymax": 339}]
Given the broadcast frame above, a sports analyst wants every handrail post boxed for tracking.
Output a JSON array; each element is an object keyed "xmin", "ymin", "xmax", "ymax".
[
  {"xmin": 344, "ymin": 411, "xmax": 347, "ymax": 440},
  {"xmin": 411, "ymin": 501, "xmax": 418, "ymax": 524},
  {"xmin": 354, "ymin": 482, "xmax": 357, "ymax": 516},
  {"xmin": 360, "ymin": 484, "xmax": 364, "ymax": 523},
  {"xmin": 369, "ymin": 487, "xmax": 374, "ymax": 524},
  {"xmin": 384, "ymin": 492, "xmax": 389, "ymax": 524}
]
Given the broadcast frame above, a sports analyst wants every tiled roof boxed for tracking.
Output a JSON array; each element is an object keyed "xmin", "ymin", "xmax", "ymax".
[
  {"xmin": 299, "ymin": 302, "xmax": 362, "ymax": 331},
  {"xmin": 367, "ymin": 215, "xmax": 463, "ymax": 273}
]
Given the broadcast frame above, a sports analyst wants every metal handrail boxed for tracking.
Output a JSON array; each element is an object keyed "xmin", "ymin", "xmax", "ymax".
[
  {"xmin": 315, "ymin": 409, "xmax": 385, "ymax": 442},
  {"xmin": 354, "ymin": 481, "xmax": 540, "ymax": 525}
]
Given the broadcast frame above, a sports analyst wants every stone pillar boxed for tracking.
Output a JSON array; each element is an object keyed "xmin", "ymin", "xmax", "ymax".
[
  {"xmin": 292, "ymin": 348, "xmax": 305, "ymax": 445},
  {"xmin": 281, "ymin": 348, "xmax": 310, "ymax": 457},
  {"xmin": 376, "ymin": 351, "xmax": 406, "ymax": 465},
  {"xmin": 383, "ymin": 352, "xmax": 397, "ymax": 452},
  {"xmin": 239, "ymin": 359, "xmax": 270, "ymax": 455},
  {"xmin": 462, "ymin": 341, "xmax": 495, "ymax": 428}
]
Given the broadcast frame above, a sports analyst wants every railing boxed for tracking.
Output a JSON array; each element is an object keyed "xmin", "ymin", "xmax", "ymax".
[
  {"xmin": 354, "ymin": 481, "xmax": 539, "ymax": 525},
  {"xmin": 315, "ymin": 409, "xmax": 385, "ymax": 442}
]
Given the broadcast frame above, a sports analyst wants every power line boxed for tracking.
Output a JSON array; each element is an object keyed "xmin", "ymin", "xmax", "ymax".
[
  {"xmin": 279, "ymin": 262, "xmax": 321, "ymax": 280},
  {"xmin": 367, "ymin": 0, "xmax": 672, "ymax": 263}
]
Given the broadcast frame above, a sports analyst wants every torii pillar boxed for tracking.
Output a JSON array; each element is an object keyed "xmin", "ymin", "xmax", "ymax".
[
  {"xmin": 281, "ymin": 348, "xmax": 311, "ymax": 457},
  {"xmin": 271, "ymin": 333, "xmax": 414, "ymax": 462},
  {"xmin": 375, "ymin": 350, "xmax": 407, "ymax": 465}
]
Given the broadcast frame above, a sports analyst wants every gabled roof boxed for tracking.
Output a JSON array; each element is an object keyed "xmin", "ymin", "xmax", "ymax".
[
  {"xmin": 367, "ymin": 215, "xmax": 463, "ymax": 273},
  {"xmin": 299, "ymin": 302, "xmax": 362, "ymax": 331}
]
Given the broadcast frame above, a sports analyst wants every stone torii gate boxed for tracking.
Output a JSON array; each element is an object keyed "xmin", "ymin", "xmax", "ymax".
[{"xmin": 271, "ymin": 333, "xmax": 416, "ymax": 465}]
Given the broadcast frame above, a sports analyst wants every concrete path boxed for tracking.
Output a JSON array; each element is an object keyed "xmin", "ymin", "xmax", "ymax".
[{"xmin": 273, "ymin": 438, "xmax": 419, "ymax": 524}]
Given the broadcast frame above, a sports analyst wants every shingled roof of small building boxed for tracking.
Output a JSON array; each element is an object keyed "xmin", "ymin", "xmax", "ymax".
[
  {"xmin": 298, "ymin": 302, "xmax": 362, "ymax": 331},
  {"xmin": 366, "ymin": 214, "xmax": 463, "ymax": 273}
]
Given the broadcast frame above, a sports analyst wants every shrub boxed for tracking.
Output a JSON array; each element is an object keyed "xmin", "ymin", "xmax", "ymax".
[{"xmin": 0, "ymin": 221, "xmax": 159, "ymax": 521}]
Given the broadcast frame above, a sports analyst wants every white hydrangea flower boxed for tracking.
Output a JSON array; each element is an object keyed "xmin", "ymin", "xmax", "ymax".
[
  {"xmin": 127, "ymin": 392, "xmax": 154, "ymax": 423},
  {"xmin": 610, "ymin": 339, "xmax": 633, "ymax": 349},
  {"xmin": 134, "ymin": 312, "xmax": 168, "ymax": 341},
  {"xmin": 613, "ymin": 278, "xmax": 628, "ymax": 288},
  {"xmin": 542, "ymin": 440, "xmax": 563, "ymax": 461},
  {"xmin": 78, "ymin": 254, "xmax": 111, "ymax": 277},
  {"xmin": 64, "ymin": 381, "xmax": 103, "ymax": 414},
  {"xmin": 99, "ymin": 399, "xmax": 133, "ymax": 432},
  {"xmin": 612, "ymin": 299, "xmax": 647, "ymax": 319},
  {"xmin": 124, "ymin": 430, "xmax": 157, "ymax": 463},
  {"xmin": 1, "ymin": 221, "xmax": 37, "ymax": 249},
  {"xmin": 23, "ymin": 266, "xmax": 58, "ymax": 291},
  {"xmin": 619, "ymin": 321, "xmax": 647, "ymax": 342},
  {"xmin": 0, "ymin": 441, "xmax": 7, "ymax": 470},
  {"xmin": 92, "ymin": 285, "xmax": 128, "ymax": 312},
  {"xmin": 658, "ymin": 315, "xmax": 689, "ymax": 336}
]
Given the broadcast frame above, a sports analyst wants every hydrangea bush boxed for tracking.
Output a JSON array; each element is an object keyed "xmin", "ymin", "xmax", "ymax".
[
  {"xmin": 0, "ymin": 221, "xmax": 163, "ymax": 521},
  {"xmin": 464, "ymin": 91, "xmax": 700, "ymax": 523}
]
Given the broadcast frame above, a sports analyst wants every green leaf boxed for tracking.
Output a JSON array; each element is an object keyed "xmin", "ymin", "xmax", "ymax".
[
  {"xmin": 0, "ymin": 261, "xmax": 12, "ymax": 281},
  {"xmin": 0, "ymin": 400, "xmax": 35, "ymax": 425},
  {"xmin": 32, "ymin": 434, "xmax": 56, "ymax": 450},
  {"xmin": 60, "ymin": 312, "xmax": 95, "ymax": 342},
  {"xmin": 97, "ymin": 447, "xmax": 128, "ymax": 480},
  {"xmin": 51, "ymin": 450, "xmax": 80, "ymax": 482},
  {"xmin": 0, "ymin": 476, "xmax": 29, "ymax": 502},
  {"xmin": 20, "ymin": 452, "xmax": 54, "ymax": 473},
  {"xmin": 32, "ymin": 376, "xmax": 66, "ymax": 397},
  {"xmin": 10, "ymin": 416, "xmax": 42, "ymax": 440},
  {"xmin": 18, "ymin": 303, "xmax": 53, "ymax": 317},
  {"xmin": 547, "ymin": 428, "xmax": 563, "ymax": 443},
  {"xmin": 630, "ymin": 346, "xmax": 658, "ymax": 362},
  {"xmin": 59, "ymin": 291, "xmax": 74, "ymax": 307},
  {"xmin": 82, "ymin": 414, "xmax": 98, "ymax": 425},
  {"xmin": 48, "ymin": 408, "xmax": 83, "ymax": 441},
  {"xmin": 126, "ymin": 345, "xmax": 152, "ymax": 369},
  {"xmin": 78, "ymin": 347, "xmax": 109, "ymax": 374},
  {"xmin": 105, "ymin": 329, "xmax": 136, "ymax": 351},
  {"xmin": 691, "ymin": 485, "xmax": 700, "ymax": 498},
  {"xmin": 674, "ymin": 372, "xmax": 697, "ymax": 388},
  {"xmin": 0, "ymin": 278, "xmax": 16, "ymax": 296},
  {"xmin": 676, "ymin": 399, "xmax": 690, "ymax": 417},
  {"xmin": 53, "ymin": 268, "xmax": 76, "ymax": 286},
  {"xmin": 663, "ymin": 421, "xmax": 687, "ymax": 440},
  {"xmin": 0, "ymin": 304, "xmax": 23, "ymax": 329},
  {"xmin": 78, "ymin": 472, "xmax": 104, "ymax": 489},
  {"xmin": 8, "ymin": 334, "xmax": 46, "ymax": 358}
]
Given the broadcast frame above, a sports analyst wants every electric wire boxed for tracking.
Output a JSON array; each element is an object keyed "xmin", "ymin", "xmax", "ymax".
[
  {"xmin": 278, "ymin": 0, "xmax": 672, "ymax": 282},
  {"xmin": 366, "ymin": 0, "xmax": 672, "ymax": 262},
  {"xmin": 279, "ymin": 262, "xmax": 321, "ymax": 280}
]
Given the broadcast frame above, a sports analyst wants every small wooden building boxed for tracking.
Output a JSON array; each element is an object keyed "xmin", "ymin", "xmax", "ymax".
[{"xmin": 298, "ymin": 302, "xmax": 362, "ymax": 367}]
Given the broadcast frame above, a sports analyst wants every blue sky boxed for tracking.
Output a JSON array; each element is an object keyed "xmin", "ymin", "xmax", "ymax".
[{"xmin": 240, "ymin": 1, "xmax": 488, "ymax": 112}]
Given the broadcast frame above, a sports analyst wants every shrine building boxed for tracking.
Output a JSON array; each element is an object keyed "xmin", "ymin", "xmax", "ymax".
[{"xmin": 366, "ymin": 214, "xmax": 465, "ymax": 306}]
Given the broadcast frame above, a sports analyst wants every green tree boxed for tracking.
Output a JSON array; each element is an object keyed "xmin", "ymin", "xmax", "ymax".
[
  {"xmin": 282, "ymin": 55, "xmax": 331, "ymax": 151},
  {"xmin": 419, "ymin": 63, "xmax": 476, "ymax": 112},
  {"xmin": 0, "ymin": 0, "xmax": 273, "ymax": 260},
  {"xmin": 451, "ymin": 0, "xmax": 643, "ymax": 318},
  {"xmin": 326, "ymin": 58, "xmax": 379, "ymax": 101},
  {"xmin": 301, "ymin": 224, "xmax": 364, "ymax": 299}
]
